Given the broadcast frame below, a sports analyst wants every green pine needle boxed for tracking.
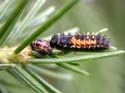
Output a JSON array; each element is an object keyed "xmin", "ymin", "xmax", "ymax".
[
  {"xmin": 0, "ymin": 0, "xmax": 28, "ymax": 46},
  {"xmin": 57, "ymin": 63, "xmax": 90, "ymax": 76},
  {"xmin": 27, "ymin": 64, "xmax": 73, "ymax": 80},
  {"xmin": 0, "ymin": 64, "xmax": 16, "ymax": 70},
  {"xmin": 27, "ymin": 50, "xmax": 125, "ymax": 64},
  {"xmin": 8, "ymin": 0, "xmax": 46, "ymax": 45},
  {"xmin": 8, "ymin": 65, "xmax": 49, "ymax": 93},
  {"xmin": 24, "ymin": 67, "xmax": 62, "ymax": 93}
]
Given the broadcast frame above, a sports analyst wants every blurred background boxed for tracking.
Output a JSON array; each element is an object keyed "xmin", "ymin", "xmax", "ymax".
[{"xmin": 0, "ymin": 0, "xmax": 125, "ymax": 93}]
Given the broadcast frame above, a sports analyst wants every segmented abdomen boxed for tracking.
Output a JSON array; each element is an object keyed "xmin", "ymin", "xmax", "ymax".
[{"xmin": 50, "ymin": 33, "xmax": 110, "ymax": 49}]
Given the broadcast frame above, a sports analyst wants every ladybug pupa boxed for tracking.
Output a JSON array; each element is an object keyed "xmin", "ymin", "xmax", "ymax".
[{"xmin": 31, "ymin": 39, "xmax": 52, "ymax": 54}]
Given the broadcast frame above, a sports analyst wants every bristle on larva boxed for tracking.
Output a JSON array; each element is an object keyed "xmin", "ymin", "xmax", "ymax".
[{"xmin": 50, "ymin": 33, "xmax": 110, "ymax": 49}]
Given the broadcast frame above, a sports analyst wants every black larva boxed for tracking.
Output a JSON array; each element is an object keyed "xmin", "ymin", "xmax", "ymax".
[{"xmin": 50, "ymin": 33, "xmax": 110, "ymax": 49}]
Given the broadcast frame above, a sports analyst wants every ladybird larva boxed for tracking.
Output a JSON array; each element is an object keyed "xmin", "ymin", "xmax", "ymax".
[
  {"xmin": 50, "ymin": 33, "xmax": 111, "ymax": 49},
  {"xmin": 31, "ymin": 39, "xmax": 52, "ymax": 54}
]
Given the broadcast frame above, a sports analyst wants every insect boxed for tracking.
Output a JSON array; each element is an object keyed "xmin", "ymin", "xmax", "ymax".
[
  {"xmin": 30, "ymin": 39, "xmax": 52, "ymax": 54},
  {"xmin": 50, "ymin": 32, "xmax": 111, "ymax": 50}
]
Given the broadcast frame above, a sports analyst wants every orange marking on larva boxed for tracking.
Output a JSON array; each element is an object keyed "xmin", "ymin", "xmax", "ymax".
[
  {"xmin": 80, "ymin": 40, "xmax": 85, "ymax": 46},
  {"xmin": 85, "ymin": 39, "xmax": 91, "ymax": 45},
  {"xmin": 71, "ymin": 36, "xmax": 77, "ymax": 45},
  {"xmin": 76, "ymin": 39, "xmax": 81, "ymax": 45},
  {"xmin": 71, "ymin": 35, "xmax": 97, "ymax": 47},
  {"xmin": 90, "ymin": 40, "xmax": 96, "ymax": 45}
]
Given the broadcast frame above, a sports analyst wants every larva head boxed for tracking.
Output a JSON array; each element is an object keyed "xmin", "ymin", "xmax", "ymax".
[
  {"xmin": 50, "ymin": 35, "xmax": 58, "ymax": 47},
  {"xmin": 31, "ymin": 39, "xmax": 52, "ymax": 54}
]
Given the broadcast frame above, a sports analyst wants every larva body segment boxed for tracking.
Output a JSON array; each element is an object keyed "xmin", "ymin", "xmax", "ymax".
[{"xmin": 50, "ymin": 33, "xmax": 110, "ymax": 49}]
